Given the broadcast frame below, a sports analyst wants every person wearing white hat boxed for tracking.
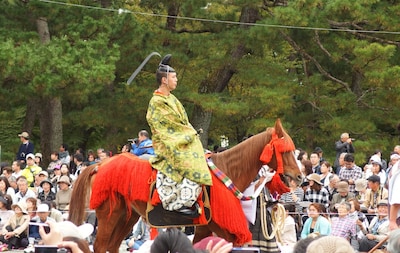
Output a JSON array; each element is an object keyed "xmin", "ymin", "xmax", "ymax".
[
  {"xmin": 16, "ymin": 132, "xmax": 34, "ymax": 164},
  {"xmin": 0, "ymin": 200, "xmax": 30, "ymax": 250}
]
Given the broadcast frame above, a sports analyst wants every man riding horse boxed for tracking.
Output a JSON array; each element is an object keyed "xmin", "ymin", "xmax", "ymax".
[{"xmin": 146, "ymin": 55, "xmax": 212, "ymax": 214}]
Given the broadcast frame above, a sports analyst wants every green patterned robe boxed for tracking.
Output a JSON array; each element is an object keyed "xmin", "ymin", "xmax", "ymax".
[{"xmin": 146, "ymin": 91, "xmax": 212, "ymax": 186}]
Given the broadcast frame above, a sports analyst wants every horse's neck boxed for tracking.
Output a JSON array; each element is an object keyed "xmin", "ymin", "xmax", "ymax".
[{"xmin": 211, "ymin": 143, "xmax": 264, "ymax": 192}]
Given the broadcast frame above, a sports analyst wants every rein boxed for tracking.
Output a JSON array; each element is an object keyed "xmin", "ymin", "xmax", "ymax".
[{"xmin": 206, "ymin": 158, "xmax": 267, "ymax": 201}]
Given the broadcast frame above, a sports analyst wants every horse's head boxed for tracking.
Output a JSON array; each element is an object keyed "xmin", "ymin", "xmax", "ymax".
[{"xmin": 260, "ymin": 119, "xmax": 303, "ymax": 193}]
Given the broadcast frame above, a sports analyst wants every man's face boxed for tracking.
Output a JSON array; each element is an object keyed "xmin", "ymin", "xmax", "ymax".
[
  {"xmin": 344, "ymin": 160, "xmax": 354, "ymax": 169},
  {"xmin": 17, "ymin": 181, "xmax": 28, "ymax": 192},
  {"xmin": 310, "ymin": 154, "xmax": 319, "ymax": 166},
  {"xmin": 12, "ymin": 161, "xmax": 19, "ymax": 171},
  {"xmin": 368, "ymin": 181, "xmax": 379, "ymax": 191},
  {"xmin": 377, "ymin": 205, "xmax": 388, "ymax": 216},
  {"xmin": 37, "ymin": 211, "xmax": 49, "ymax": 222},
  {"xmin": 26, "ymin": 158, "xmax": 35, "ymax": 166},
  {"xmin": 163, "ymin": 73, "xmax": 178, "ymax": 91}
]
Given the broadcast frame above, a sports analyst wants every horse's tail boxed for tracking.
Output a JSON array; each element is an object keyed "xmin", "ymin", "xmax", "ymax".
[{"xmin": 69, "ymin": 163, "xmax": 98, "ymax": 225}]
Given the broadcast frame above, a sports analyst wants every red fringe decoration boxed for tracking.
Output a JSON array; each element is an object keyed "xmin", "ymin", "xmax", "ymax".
[
  {"xmin": 90, "ymin": 153, "xmax": 153, "ymax": 216},
  {"xmin": 266, "ymin": 173, "xmax": 290, "ymax": 196},
  {"xmin": 210, "ymin": 172, "xmax": 252, "ymax": 246}
]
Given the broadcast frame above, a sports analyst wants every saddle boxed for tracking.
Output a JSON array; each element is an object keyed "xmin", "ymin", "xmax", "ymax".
[{"xmin": 146, "ymin": 180, "xmax": 211, "ymax": 228}]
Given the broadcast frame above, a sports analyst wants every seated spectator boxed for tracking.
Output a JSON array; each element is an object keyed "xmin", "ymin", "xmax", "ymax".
[
  {"xmin": 279, "ymin": 177, "xmax": 304, "ymax": 215},
  {"xmin": 55, "ymin": 176, "xmax": 72, "ymax": 211},
  {"xmin": 301, "ymin": 203, "xmax": 331, "ymax": 239},
  {"xmin": 0, "ymin": 201, "xmax": 30, "ymax": 250},
  {"xmin": 325, "ymin": 174, "xmax": 340, "ymax": 201},
  {"xmin": 348, "ymin": 198, "xmax": 369, "ymax": 250},
  {"xmin": 0, "ymin": 177, "xmax": 15, "ymax": 206},
  {"xmin": 0, "ymin": 195, "xmax": 13, "ymax": 231},
  {"xmin": 45, "ymin": 201, "xmax": 63, "ymax": 223},
  {"xmin": 354, "ymin": 178, "xmax": 367, "ymax": 206},
  {"xmin": 37, "ymin": 179, "xmax": 56, "ymax": 202},
  {"xmin": 15, "ymin": 177, "xmax": 36, "ymax": 203},
  {"xmin": 304, "ymin": 174, "xmax": 330, "ymax": 209},
  {"xmin": 363, "ymin": 175, "xmax": 388, "ymax": 217},
  {"xmin": 358, "ymin": 200, "xmax": 390, "ymax": 253},
  {"xmin": 306, "ymin": 235, "xmax": 355, "ymax": 253},
  {"xmin": 39, "ymin": 220, "xmax": 93, "ymax": 253},
  {"xmin": 26, "ymin": 197, "xmax": 38, "ymax": 220},
  {"xmin": 319, "ymin": 161, "xmax": 333, "ymax": 187},
  {"xmin": 126, "ymin": 217, "xmax": 151, "ymax": 251},
  {"xmin": 329, "ymin": 181, "xmax": 355, "ymax": 213},
  {"xmin": 28, "ymin": 204, "xmax": 56, "ymax": 247},
  {"xmin": 277, "ymin": 203, "xmax": 297, "ymax": 250},
  {"xmin": 330, "ymin": 202, "xmax": 356, "ymax": 240}
]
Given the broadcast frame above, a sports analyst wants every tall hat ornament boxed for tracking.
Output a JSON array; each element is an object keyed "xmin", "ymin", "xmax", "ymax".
[{"xmin": 126, "ymin": 52, "xmax": 175, "ymax": 85}]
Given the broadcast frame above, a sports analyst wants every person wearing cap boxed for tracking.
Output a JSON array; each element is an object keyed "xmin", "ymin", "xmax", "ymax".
[
  {"xmin": 369, "ymin": 154, "xmax": 386, "ymax": 187},
  {"xmin": 55, "ymin": 176, "xmax": 72, "ymax": 211},
  {"xmin": 16, "ymin": 132, "xmax": 34, "ymax": 164},
  {"xmin": 330, "ymin": 202, "xmax": 357, "ymax": 241},
  {"xmin": 28, "ymin": 204, "xmax": 56, "ymax": 244},
  {"xmin": 338, "ymin": 153, "xmax": 362, "ymax": 193},
  {"xmin": 364, "ymin": 175, "xmax": 388, "ymax": 216},
  {"xmin": 145, "ymin": 55, "xmax": 212, "ymax": 212},
  {"xmin": 304, "ymin": 173, "xmax": 330, "ymax": 209},
  {"xmin": 0, "ymin": 200, "xmax": 30, "ymax": 249},
  {"xmin": 24, "ymin": 153, "xmax": 42, "ymax": 184},
  {"xmin": 354, "ymin": 178, "xmax": 367, "ymax": 204},
  {"xmin": 37, "ymin": 179, "xmax": 56, "ymax": 202},
  {"xmin": 358, "ymin": 200, "xmax": 390, "ymax": 253},
  {"xmin": 329, "ymin": 181, "xmax": 355, "ymax": 213},
  {"xmin": 34, "ymin": 153, "xmax": 43, "ymax": 168},
  {"xmin": 334, "ymin": 133, "xmax": 355, "ymax": 172}
]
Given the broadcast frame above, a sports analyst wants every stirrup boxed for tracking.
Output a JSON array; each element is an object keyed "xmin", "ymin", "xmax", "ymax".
[{"xmin": 176, "ymin": 202, "xmax": 200, "ymax": 218}]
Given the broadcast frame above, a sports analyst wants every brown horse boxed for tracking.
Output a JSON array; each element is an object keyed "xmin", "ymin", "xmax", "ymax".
[{"xmin": 69, "ymin": 119, "xmax": 302, "ymax": 253}]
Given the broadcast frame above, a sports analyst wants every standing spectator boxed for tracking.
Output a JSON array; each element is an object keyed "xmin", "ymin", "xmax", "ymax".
[
  {"xmin": 0, "ymin": 176, "xmax": 16, "ymax": 205},
  {"xmin": 15, "ymin": 177, "xmax": 36, "ymax": 203},
  {"xmin": 130, "ymin": 130, "xmax": 155, "ymax": 160},
  {"xmin": 313, "ymin": 147, "xmax": 325, "ymax": 164},
  {"xmin": 72, "ymin": 153, "xmax": 84, "ymax": 179},
  {"xmin": 304, "ymin": 173, "xmax": 330, "ymax": 209},
  {"xmin": 16, "ymin": 132, "xmax": 34, "ymax": 164},
  {"xmin": 319, "ymin": 161, "xmax": 333, "ymax": 187},
  {"xmin": 59, "ymin": 144, "xmax": 71, "ymax": 166},
  {"xmin": 330, "ymin": 202, "xmax": 357, "ymax": 240},
  {"xmin": 338, "ymin": 153, "xmax": 362, "ymax": 193},
  {"xmin": 310, "ymin": 152, "xmax": 321, "ymax": 174},
  {"xmin": 0, "ymin": 201, "xmax": 30, "ymax": 250},
  {"xmin": 334, "ymin": 133, "xmax": 355, "ymax": 173},
  {"xmin": 386, "ymin": 228, "xmax": 400, "ymax": 253},
  {"xmin": 358, "ymin": 200, "xmax": 390, "ymax": 253},
  {"xmin": 86, "ymin": 151, "xmax": 96, "ymax": 165},
  {"xmin": 363, "ymin": 175, "xmax": 388, "ymax": 216},
  {"xmin": 385, "ymin": 152, "xmax": 400, "ymax": 189},
  {"xmin": 389, "ymin": 159, "xmax": 400, "ymax": 230},
  {"xmin": 329, "ymin": 181, "xmax": 355, "ymax": 213},
  {"xmin": 300, "ymin": 203, "xmax": 331, "ymax": 238},
  {"xmin": 55, "ymin": 176, "xmax": 72, "ymax": 211}
]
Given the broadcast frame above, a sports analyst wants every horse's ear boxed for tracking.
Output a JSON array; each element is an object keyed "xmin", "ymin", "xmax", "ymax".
[{"xmin": 274, "ymin": 118, "xmax": 284, "ymax": 138}]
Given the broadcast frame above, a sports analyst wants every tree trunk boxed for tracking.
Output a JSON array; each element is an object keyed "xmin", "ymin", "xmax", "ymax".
[
  {"xmin": 192, "ymin": 6, "xmax": 260, "ymax": 146},
  {"xmin": 36, "ymin": 17, "xmax": 63, "ymax": 167}
]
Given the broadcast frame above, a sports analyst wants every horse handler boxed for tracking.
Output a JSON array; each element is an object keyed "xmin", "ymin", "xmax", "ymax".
[{"xmin": 146, "ymin": 55, "xmax": 212, "ymax": 213}]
